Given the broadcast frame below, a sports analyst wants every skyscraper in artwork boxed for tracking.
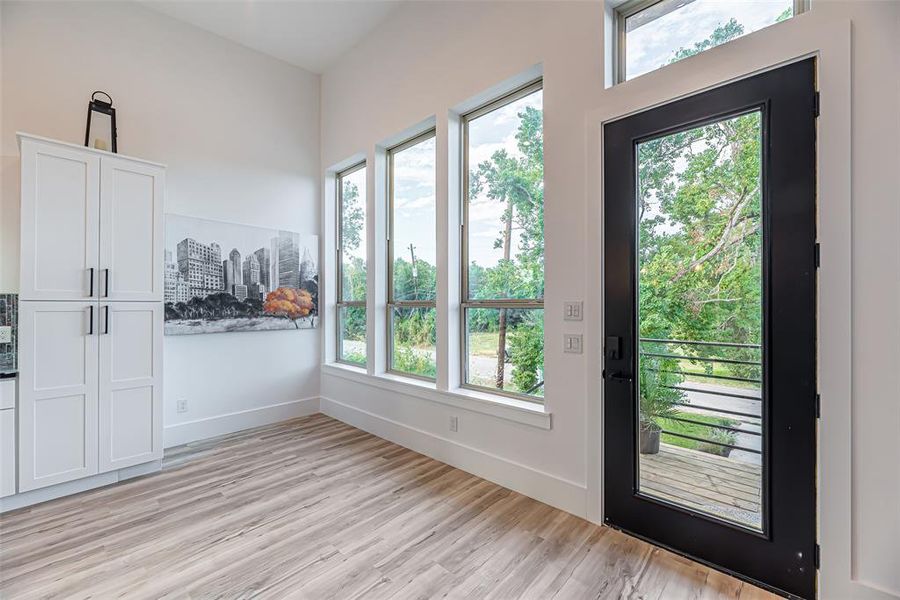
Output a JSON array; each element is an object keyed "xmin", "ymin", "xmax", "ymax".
[
  {"xmin": 277, "ymin": 231, "xmax": 300, "ymax": 289},
  {"xmin": 253, "ymin": 247, "xmax": 271, "ymax": 290},
  {"xmin": 299, "ymin": 247, "xmax": 315, "ymax": 285}
]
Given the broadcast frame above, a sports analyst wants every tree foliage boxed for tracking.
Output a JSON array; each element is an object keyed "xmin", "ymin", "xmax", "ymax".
[
  {"xmin": 264, "ymin": 287, "xmax": 315, "ymax": 328},
  {"xmin": 669, "ymin": 18, "xmax": 744, "ymax": 63}
]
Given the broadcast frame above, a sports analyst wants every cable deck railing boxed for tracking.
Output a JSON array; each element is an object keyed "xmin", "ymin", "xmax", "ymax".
[{"xmin": 640, "ymin": 337, "xmax": 762, "ymax": 456}]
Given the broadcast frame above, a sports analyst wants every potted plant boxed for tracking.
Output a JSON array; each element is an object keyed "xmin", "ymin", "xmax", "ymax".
[{"xmin": 638, "ymin": 356, "xmax": 682, "ymax": 454}]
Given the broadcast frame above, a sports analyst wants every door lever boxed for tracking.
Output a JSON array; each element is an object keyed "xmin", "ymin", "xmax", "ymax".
[{"xmin": 606, "ymin": 371, "xmax": 633, "ymax": 384}]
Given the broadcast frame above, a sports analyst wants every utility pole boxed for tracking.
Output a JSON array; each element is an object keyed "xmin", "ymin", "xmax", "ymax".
[{"xmin": 409, "ymin": 243, "xmax": 418, "ymax": 300}]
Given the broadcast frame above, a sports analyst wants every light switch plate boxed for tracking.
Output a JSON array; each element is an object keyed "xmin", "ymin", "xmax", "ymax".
[
  {"xmin": 0, "ymin": 326, "xmax": 11, "ymax": 344},
  {"xmin": 564, "ymin": 301, "xmax": 583, "ymax": 321},
  {"xmin": 564, "ymin": 333, "xmax": 583, "ymax": 354}
]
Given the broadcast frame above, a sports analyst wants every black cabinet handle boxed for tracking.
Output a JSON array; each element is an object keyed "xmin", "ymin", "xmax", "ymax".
[
  {"xmin": 104, "ymin": 305, "xmax": 110, "ymax": 335},
  {"xmin": 88, "ymin": 306, "xmax": 94, "ymax": 335},
  {"xmin": 89, "ymin": 268, "xmax": 95, "ymax": 297},
  {"xmin": 104, "ymin": 269, "xmax": 110, "ymax": 298}
]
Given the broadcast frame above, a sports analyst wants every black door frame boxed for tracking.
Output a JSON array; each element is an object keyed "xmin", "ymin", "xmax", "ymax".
[{"xmin": 603, "ymin": 58, "xmax": 818, "ymax": 599}]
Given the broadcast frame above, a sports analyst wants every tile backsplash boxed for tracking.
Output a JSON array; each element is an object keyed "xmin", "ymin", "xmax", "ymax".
[{"xmin": 0, "ymin": 294, "xmax": 17, "ymax": 373}]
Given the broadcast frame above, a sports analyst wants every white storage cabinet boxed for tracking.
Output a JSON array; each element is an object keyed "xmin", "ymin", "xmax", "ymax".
[{"xmin": 16, "ymin": 134, "xmax": 165, "ymax": 493}]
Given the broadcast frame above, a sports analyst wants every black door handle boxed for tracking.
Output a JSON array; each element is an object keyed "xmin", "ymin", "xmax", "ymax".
[
  {"xmin": 605, "ymin": 371, "xmax": 633, "ymax": 383},
  {"xmin": 88, "ymin": 305, "xmax": 94, "ymax": 335},
  {"xmin": 104, "ymin": 269, "xmax": 110, "ymax": 298},
  {"xmin": 89, "ymin": 268, "xmax": 95, "ymax": 297}
]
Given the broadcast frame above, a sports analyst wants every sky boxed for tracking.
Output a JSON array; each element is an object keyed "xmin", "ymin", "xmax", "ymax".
[
  {"xmin": 627, "ymin": 0, "xmax": 793, "ymax": 79},
  {"xmin": 388, "ymin": 90, "xmax": 543, "ymax": 278},
  {"xmin": 371, "ymin": 1, "xmax": 790, "ymax": 276},
  {"xmin": 392, "ymin": 136, "xmax": 437, "ymax": 276},
  {"xmin": 467, "ymin": 90, "xmax": 542, "ymax": 271}
]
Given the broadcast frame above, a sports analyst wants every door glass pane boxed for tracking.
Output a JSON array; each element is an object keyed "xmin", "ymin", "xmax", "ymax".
[{"xmin": 636, "ymin": 111, "xmax": 763, "ymax": 530}]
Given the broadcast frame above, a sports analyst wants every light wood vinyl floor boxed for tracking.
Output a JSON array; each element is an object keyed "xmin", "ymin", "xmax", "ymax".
[{"xmin": 0, "ymin": 414, "xmax": 777, "ymax": 599}]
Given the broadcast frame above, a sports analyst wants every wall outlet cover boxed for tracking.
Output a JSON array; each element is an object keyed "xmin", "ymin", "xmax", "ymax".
[
  {"xmin": 449, "ymin": 415, "xmax": 459, "ymax": 432},
  {"xmin": 176, "ymin": 398, "xmax": 188, "ymax": 413}
]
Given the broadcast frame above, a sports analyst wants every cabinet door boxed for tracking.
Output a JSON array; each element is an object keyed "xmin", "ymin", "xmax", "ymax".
[
  {"xmin": 18, "ymin": 302, "xmax": 99, "ymax": 491},
  {"xmin": 0, "ymin": 409, "xmax": 15, "ymax": 498},
  {"xmin": 100, "ymin": 157, "xmax": 164, "ymax": 302},
  {"xmin": 99, "ymin": 302, "xmax": 162, "ymax": 472},
  {"xmin": 20, "ymin": 139, "xmax": 101, "ymax": 301}
]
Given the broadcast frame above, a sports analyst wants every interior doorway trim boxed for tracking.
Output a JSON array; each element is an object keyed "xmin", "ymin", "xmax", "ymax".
[{"xmin": 584, "ymin": 13, "xmax": 853, "ymax": 598}]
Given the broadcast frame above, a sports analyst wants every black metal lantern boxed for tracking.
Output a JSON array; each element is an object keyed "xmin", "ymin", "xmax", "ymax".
[{"xmin": 84, "ymin": 91, "xmax": 117, "ymax": 153}]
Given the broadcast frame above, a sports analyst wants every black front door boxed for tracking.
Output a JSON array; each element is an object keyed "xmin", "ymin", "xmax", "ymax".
[{"xmin": 603, "ymin": 59, "xmax": 817, "ymax": 599}]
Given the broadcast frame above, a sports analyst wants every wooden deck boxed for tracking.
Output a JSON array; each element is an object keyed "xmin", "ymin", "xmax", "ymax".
[{"xmin": 640, "ymin": 443, "xmax": 763, "ymax": 529}]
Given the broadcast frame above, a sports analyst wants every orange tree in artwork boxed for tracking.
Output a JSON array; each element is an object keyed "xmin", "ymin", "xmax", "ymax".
[{"xmin": 263, "ymin": 287, "xmax": 314, "ymax": 328}]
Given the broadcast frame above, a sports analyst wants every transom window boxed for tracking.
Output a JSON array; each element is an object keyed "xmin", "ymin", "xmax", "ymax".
[
  {"xmin": 616, "ymin": 0, "xmax": 808, "ymax": 82},
  {"xmin": 462, "ymin": 80, "xmax": 544, "ymax": 401},
  {"xmin": 336, "ymin": 163, "xmax": 367, "ymax": 366},
  {"xmin": 387, "ymin": 131, "xmax": 437, "ymax": 380}
]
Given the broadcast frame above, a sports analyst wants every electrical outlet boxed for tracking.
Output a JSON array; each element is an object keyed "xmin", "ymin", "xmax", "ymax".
[
  {"xmin": 0, "ymin": 326, "xmax": 11, "ymax": 344},
  {"xmin": 564, "ymin": 333, "xmax": 583, "ymax": 354},
  {"xmin": 564, "ymin": 301, "xmax": 583, "ymax": 321},
  {"xmin": 449, "ymin": 415, "xmax": 459, "ymax": 432},
  {"xmin": 176, "ymin": 398, "xmax": 188, "ymax": 413}
]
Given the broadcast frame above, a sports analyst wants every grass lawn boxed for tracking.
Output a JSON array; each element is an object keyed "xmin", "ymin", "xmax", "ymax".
[
  {"xmin": 659, "ymin": 411, "xmax": 738, "ymax": 456},
  {"xmin": 678, "ymin": 359, "xmax": 761, "ymax": 390},
  {"xmin": 467, "ymin": 331, "xmax": 500, "ymax": 357}
]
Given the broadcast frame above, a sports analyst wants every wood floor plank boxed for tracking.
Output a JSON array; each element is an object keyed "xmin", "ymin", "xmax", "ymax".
[{"xmin": 0, "ymin": 414, "xmax": 777, "ymax": 599}]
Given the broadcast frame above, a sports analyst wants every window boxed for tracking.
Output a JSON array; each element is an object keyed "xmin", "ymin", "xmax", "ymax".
[
  {"xmin": 616, "ymin": 0, "xmax": 808, "ymax": 82},
  {"xmin": 336, "ymin": 163, "xmax": 367, "ymax": 366},
  {"xmin": 388, "ymin": 131, "xmax": 437, "ymax": 379},
  {"xmin": 462, "ymin": 81, "xmax": 544, "ymax": 400}
]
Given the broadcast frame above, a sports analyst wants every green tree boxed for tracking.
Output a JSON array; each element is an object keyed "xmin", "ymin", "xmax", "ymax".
[
  {"xmin": 340, "ymin": 180, "xmax": 368, "ymax": 342},
  {"xmin": 669, "ymin": 18, "xmax": 744, "ymax": 63},
  {"xmin": 340, "ymin": 181, "xmax": 367, "ymax": 306}
]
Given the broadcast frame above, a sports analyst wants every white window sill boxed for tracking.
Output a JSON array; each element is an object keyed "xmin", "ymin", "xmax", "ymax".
[{"xmin": 321, "ymin": 362, "xmax": 552, "ymax": 430}]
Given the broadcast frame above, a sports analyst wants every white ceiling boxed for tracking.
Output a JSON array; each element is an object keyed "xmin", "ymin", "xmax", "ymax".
[{"xmin": 143, "ymin": 1, "xmax": 402, "ymax": 74}]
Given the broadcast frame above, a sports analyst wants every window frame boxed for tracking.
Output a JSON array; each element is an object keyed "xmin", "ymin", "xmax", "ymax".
[
  {"xmin": 613, "ymin": 0, "xmax": 811, "ymax": 84},
  {"xmin": 386, "ymin": 129, "xmax": 438, "ymax": 382},
  {"xmin": 460, "ymin": 79, "xmax": 545, "ymax": 402},
  {"xmin": 335, "ymin": 161, "xmax": 367, "ymax": 367}
]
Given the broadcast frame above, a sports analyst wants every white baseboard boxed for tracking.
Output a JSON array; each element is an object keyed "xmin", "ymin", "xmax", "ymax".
[
  {"xmin": 164, "ymin": 397, "xmax": 320, "ymax": 448},
  {"xmin": 0, "ymin": 460, "xmax": 161, "ymax": 513},
  {"xmin": 320, "ymin": 396, "xmax": 587, "ymax": 518}
]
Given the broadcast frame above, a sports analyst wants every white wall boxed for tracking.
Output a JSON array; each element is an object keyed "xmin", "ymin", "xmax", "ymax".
[
  {"xmin": 0, "ymin": 1, "xmax": 321, "ymax": 444},
  {"xmin": 319, "ymin": 1, "xmax": 899, "ymax": 598},
  {"xmin": 321, "ymin": 0, "xmax": 605, "ymax": 512}
]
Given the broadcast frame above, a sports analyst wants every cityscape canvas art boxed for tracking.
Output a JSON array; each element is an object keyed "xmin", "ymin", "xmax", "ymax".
[{"xmin": 164, "ymin": 214, "xmax": 318, "ymax": 335}]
